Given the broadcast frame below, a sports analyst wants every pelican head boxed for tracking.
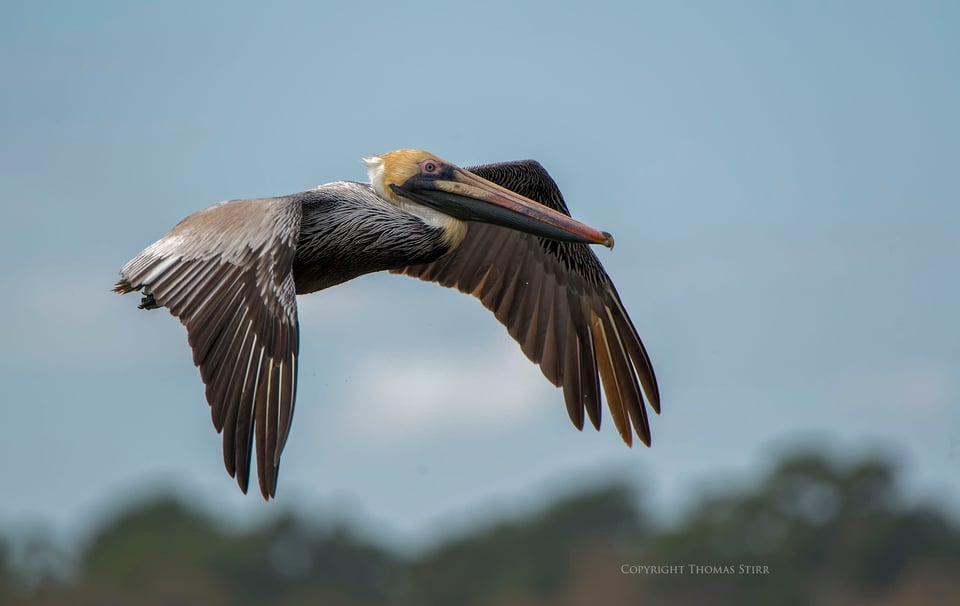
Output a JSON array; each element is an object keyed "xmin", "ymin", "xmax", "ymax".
[{"xmin": 363, "ymin": 150, "xmax": 614, "ymax": 249}]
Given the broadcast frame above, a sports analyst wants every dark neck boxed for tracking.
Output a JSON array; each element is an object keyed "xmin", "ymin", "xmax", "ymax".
[{"xmin": 291, "ymin": 183, "xmax": 451, "ymax": 294}]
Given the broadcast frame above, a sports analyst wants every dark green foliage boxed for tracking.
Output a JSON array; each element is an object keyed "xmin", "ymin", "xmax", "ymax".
[
  {"xmin": 0, "ymin": 540, "xmax": 9, "ymax": 592},
  {"xmin": 640, "ymin": 454, "xmax": 960, "ymax": 605},
  {"xmin": 406, "ymin": 485, "xmax": 645, "ymax": 605},
  {"xmin": 2, "ymin": 451, "xmax": 958, "ymax": 606},
  {"xmin": 76, "ymin": 502, "xmax": 400, "ymax": 605}
]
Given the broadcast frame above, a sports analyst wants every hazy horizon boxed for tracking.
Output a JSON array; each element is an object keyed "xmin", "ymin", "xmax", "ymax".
[{"xmin": 1, "ymin": 0, "xmax": 957, "ymax": 556}]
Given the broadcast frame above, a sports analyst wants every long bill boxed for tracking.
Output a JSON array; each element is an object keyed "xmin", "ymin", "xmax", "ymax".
[{"xmin": 392, "ymin": 167, "xmax": 615, "ymax": 249}]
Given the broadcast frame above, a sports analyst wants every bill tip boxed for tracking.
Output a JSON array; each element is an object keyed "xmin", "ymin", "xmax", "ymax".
[{"xmin": 602, "ymin": 231, "xmax": 615, "ymax": 249}]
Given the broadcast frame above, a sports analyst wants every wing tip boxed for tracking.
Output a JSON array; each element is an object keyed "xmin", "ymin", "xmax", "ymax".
[
  {"xmin": 648, "ymin": 389, "xmax": 662, "ymax": 416},
  {"xmin": 236, "ymin": 473, "xmax": 249, "ymax": 495},
  {"xmin": 113, "ymin": 278, "xmax": 136, "ymax": 294},
  {"xmin": 566, "ymin": 405, "xmax": 586, "ymax": 432},
  {"xmin": 255, "ymin": 466, "xmax": 278, "ymax": 501},
  {"xmin": 228, "ymin": 451, "xmax": 275, "ymax": 500},
  {"xmin": 266, "ymin": 466, "xmax": 280, "ymax": 500},
  {"xmin": 586, "ymin": 407, "xmax": 601, "ymax": 431}
]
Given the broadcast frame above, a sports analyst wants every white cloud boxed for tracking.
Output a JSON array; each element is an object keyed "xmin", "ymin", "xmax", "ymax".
[
  {"xmin": 0, "ymin": 265, "xmax": 185, "ymax": 371},
  {"xmin": 330, "ymin": 339, "xmax": 555, "ymax": 445},
  {"xmin": 840, "ymin": 364, "xmax": 956, "ymax": 416}
]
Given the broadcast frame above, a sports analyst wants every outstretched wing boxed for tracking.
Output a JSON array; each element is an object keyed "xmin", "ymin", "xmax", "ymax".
[
  {"xmin": 114, "ymin": 196, "xmax": 302, "ymax": 498},
  {"xmin": 393, "ymin": 161, "xmax": 660, "ymax": 446}
]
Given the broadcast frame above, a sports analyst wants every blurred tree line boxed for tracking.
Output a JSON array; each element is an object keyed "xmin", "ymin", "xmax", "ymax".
[{"xmin": 2, "ymin": 450, "xmax": 958, "ymax": 605}]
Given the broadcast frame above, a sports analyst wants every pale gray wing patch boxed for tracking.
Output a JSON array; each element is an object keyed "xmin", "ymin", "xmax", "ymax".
[{"xmin": 115, "ymin": 196, "xmax": 302, "ymax": 498}]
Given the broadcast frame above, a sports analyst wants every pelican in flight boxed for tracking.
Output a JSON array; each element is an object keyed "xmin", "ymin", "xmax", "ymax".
[{"xmin": 115, "ymin": 150, "xmax": 660, "ymax": 499}]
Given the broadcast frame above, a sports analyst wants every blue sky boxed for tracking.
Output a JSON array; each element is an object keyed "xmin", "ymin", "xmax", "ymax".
[{"xmin": 1, "ymin": 1, "xmax": 958, "ymax": 549}]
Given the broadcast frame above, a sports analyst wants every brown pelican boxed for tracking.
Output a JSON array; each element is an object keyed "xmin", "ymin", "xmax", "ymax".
[{"xmin": 114, "ymin": 150, "xmax": 660, "ymax": 499}]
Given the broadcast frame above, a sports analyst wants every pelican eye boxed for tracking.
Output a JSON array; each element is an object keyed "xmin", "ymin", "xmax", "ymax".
[{"xmin": 422, "ymin": 160, "xmax": 439, "ymax": 173}]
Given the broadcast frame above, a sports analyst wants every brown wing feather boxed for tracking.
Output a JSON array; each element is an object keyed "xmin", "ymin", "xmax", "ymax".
[
  {"xmin": 393, "ymin": 160, "xmax": 660, "ymax": 446},
  {"xmin": 114, "ymin": 196, "xmax": 301, "ymax": 498}
]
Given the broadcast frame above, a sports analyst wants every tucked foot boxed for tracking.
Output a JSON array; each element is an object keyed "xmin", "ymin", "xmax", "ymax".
[{"xmin": 138, "ymin": 293, "xmax": 160, "ymax": 310}]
